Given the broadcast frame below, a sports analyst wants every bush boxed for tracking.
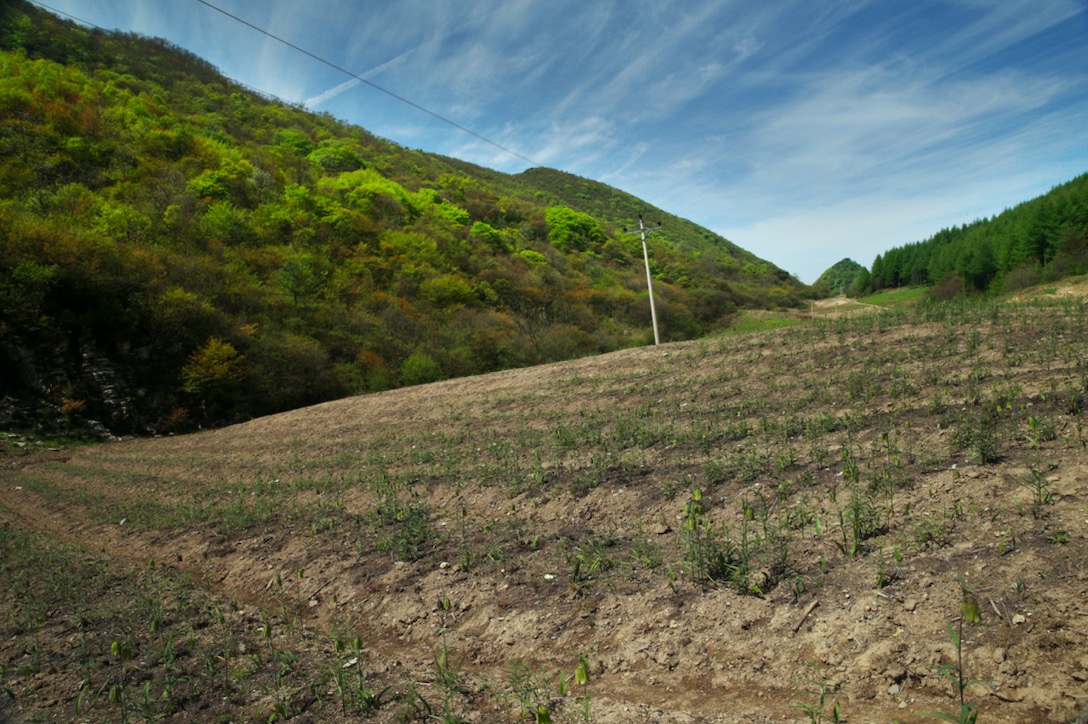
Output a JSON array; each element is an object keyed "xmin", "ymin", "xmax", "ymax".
[
  {"xmin": 927, "ymin": 274, "xmax": 964, "ymax": 301},
  {"xmin": 400, "ymin": 350, "xmax": 444, "ymax": 386},
  {"xmin": 181, "ymin": 337, "xmax": 245, "ymax": 420},
  {"xmin": 518, "ymin": 249, "xmax": 547, "ymax": 265},
  {"xmin": 307, "ymin": 140, "xmax": 365, "ymax": 171},
  {"xmin": 246, "ymin": 331, "xmax": 344, "ymax": 415},
  {"xmin": 1001, "ymin": 262, "xmax": 1041, "ymax": 293},
  {"xmin": 545, "ymin": 206, "xmax": 605, "ymax": 252}
]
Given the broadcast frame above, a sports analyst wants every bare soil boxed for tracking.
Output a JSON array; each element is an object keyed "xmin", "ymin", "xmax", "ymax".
[{"xmin": 2, "ymin": 293, "xmax": 1088, "ymax": 723}]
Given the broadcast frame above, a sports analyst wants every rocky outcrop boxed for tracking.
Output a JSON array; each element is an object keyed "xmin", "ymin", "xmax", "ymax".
[{"xmin": 0, "ymin": 338, "xmax": 144, "ymax": 439}]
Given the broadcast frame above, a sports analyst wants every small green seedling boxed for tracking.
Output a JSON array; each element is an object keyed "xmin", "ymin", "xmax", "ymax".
[
  {"xmin": 920, "ymin": 582, "xmax": 985, "ymax": 723},
  {"xmin": 574, "ymin": 653, "xmax": 592, "ymax": 723},
  {"xmin": 794, "ymin": 664, "xmax": 842, "ymax": 723}
]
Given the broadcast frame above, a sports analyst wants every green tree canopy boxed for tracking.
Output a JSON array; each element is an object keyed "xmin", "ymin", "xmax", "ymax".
[{"xmin": 545, "ymin": 206, "xmax": 606, "ymax": 252}]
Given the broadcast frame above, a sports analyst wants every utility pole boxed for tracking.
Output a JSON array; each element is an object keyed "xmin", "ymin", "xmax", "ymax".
[{"xmin": 625, "ymin": 215, "xmax": 663, "ymax": 346}]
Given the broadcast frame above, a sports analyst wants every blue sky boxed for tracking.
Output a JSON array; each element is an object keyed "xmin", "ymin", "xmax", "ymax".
[{"xmin": 40, "ymin": 0, "xmax": 1088, "ymax": 282}]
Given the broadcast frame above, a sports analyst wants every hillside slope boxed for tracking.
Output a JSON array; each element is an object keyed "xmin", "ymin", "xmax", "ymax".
[
  {"xmin": 0, "ymin": 0, "xmax": 808, "ymax": 438},
  {"xmin": 2, "ymin": 295, "xmax": 1087, "ymax": 722}
]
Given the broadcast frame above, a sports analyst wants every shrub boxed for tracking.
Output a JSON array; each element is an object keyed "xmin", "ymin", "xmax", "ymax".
[
  {"xmin": 518, "ymin": 249, "xmax": 547, "ymax": 265},
  {"xmin": 400, "ymin": 350, "xmax": 444, "ymax": 386},
  {"xmin": 181, "ymin": 337, "xmax": 245, "ymax": 419},
  {"xmin": 307, "ymin": 140, "xmax": 365, "ymax": 171},
  {"xmin": 928, "ymin": 274, "xmax": 964, "ymax": 301},
  {"xmin": 1001, "ymin": 262, "xmax": 1041, "ymax": 293},
  {"xmin": 545, "ymin": 206, "xmax": 605, "ymax": 252}
]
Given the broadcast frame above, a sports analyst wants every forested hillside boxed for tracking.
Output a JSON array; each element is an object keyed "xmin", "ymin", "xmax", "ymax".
[
  {"xmin": 862, "ymin": 173, "xmax": 1088, "ymax": 295},
  {"xmin": 0, "ymin": 1, "xmax": 807, "ymax": 436}
]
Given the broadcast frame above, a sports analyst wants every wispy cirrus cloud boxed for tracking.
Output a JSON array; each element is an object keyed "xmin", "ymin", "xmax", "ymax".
[{"xmin": 738, "ymin": 68, "xmax": 1079, "ymax": 198}]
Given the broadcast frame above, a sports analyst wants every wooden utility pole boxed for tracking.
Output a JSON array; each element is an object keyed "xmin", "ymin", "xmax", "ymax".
[{"xmin": 625, "ymin": 215, "xmax": 663, "ymax": 345}]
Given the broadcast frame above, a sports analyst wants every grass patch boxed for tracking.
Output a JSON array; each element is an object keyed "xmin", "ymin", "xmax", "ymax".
[{"xmin": 857, "ymin": 286, "xmax": 928, "ymax": 307}]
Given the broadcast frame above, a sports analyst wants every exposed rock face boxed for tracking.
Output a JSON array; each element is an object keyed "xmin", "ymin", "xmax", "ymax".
[
  {"xmin": 80, "ymin": 343, "xmax": 136, "ymax": 434},
  {"xmin": 0, "ymin": 337, "xmax": 142, "ymax": 438}
]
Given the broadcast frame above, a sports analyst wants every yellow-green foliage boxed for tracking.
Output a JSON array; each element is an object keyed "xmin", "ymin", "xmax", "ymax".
[{"xmin": 0, "ymin": 0, "xmax": 811, "ymax": 433}]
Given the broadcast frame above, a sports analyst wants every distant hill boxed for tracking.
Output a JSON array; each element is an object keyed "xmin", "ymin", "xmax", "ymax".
[
  {"xmin": 815, "ymin": 258, "xmax": 865, "ymax": 295},
  {"xmin": 0, "ymin": 0, "xmax": 809, "ymax": 436}
]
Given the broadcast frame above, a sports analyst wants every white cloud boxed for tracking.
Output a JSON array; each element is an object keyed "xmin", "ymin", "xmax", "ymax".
[
  {"xmin": 446, "ymin": 115, "xmax": 620, "ymax": 171},
  {"xmin": 739, "ymin": 68, "xmax": 1077, "ymax": 198},
  {"xmin": 932, "ymin": 0, "xmax": 1084, "ymax": 68},
  {"xmin": 304, "ymin": 78, "xmax": 362, "ymax": 109}
]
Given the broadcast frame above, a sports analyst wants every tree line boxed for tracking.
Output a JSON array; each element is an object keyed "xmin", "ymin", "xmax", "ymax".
[{"xmin": 854, "ymin": 173, "xmax": 1088, "ymax": 296}]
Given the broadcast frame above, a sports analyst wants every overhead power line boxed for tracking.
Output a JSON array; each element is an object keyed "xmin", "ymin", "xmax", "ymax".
[
  {"xmin": 193, "ymin": 0, "xmax": 539, "ymax": 166},
  {"xmin": 33, "ymin": 0, "xmax": 538, "ymax": 166}
]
